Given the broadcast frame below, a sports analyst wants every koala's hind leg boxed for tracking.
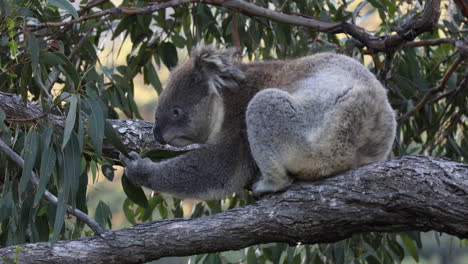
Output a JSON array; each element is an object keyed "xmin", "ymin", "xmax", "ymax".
[{"xmin": 246, "ymin": 88, "xmax": 305, "ymax": 197}]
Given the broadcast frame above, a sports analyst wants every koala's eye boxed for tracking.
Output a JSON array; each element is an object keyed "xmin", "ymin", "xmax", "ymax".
[{"xmin": 172, "ymin": 107, "xmax": 182, "ymax": 120}]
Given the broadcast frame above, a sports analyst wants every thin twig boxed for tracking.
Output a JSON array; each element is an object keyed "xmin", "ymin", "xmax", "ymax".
[
  {"xmin": 378, "ymin": 51, "xmax": 395, "ymax": 85},
  {"xmin": 232, "ymin": 13, "xmax": 242, "ymax": 57},
  {"xmin": 432, "ymin": 74, "xmax": 468, "ymax": 103},
  {"xmin": 402, "ymin": 37, "xmax": 457, "ymax": 48},
  {"xmin": 0, "ymin": 139, "xmax": 106, "ymax": 235},
  {"xmin": 398, "ymin": 56, "xmax": 464, "ymax": 122},
  {"xmin": 29, "ymin": 0, "xmax": 196, "ymax": 29},
  {"xmin": 68, "ymin": 15, "xmax": 115, "ymax": 60},
  {"xmin": 352, "ymin": 0, "xmax": 368, "ymax": 25},
  {"xmin": 5, "ymin": 113, "xmax": 48, "ymax": 123}
]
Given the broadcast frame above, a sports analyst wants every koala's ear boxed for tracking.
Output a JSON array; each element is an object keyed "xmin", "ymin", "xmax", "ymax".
[{"xmin": 192, "ymin": 44, "xmax": 245, "ymax": 93}]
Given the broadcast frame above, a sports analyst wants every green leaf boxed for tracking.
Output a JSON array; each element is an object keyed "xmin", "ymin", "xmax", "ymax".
[
  {"xmin": 33, "ymin": 147, "xmax": 56, "ymax": 206},
  {"xmin": 122, "ymin": 199, "xmax": 136, "ymax": 225},
  {"xmin": 52, "ymin": 151, "xmax": 70, "ymax": 243},
  {"xmin": 401, "ymin": 234, "xmax": 419, "ymax": 262},
  {"xmin": 83, "ymin": 98, "xmax": 105, "ymax": 156},
  {"xmin": 246, "ymin": 248, "xmax": 258, "ymax": 264},
  {"xmin": 171, "ymin": 34, "xmax": 186, "ymax": 48},
  {"xmin": 40, "ymin": 51, "xmax": 64, "ymax": 65},
  {"xmin": 95, "ymin": 201, "xmax": 112, "ymax": 229},
  {"xmin": 220, "ymin": 251, "xmax": 245, "ymax": 263},
  {"xmin": 122, "ymin": 174, "xmax": 149, "ymax": 208},
  {"xmin": 27, "ymin": 34, "xmax": 40, "ymax": 78},
  {"xmin": 19, "ymin": 131, "xmax": 39, "ymax": 194},
  {"xmin": 159, "ymin": 42, "xmax": 178, "ymax": 69},
  {"xmin": 113, "ymin": 15, "xmax": 133, "ymax": 39},
  {"xmin": 48, "ymin": 0, "xmax": 78, "ymax": 19},
  {"xmin": 42, "ymin": 125, "xmax": 54, "ymax": 148},
  {"xmin": 20, "ymin": 64, "xmax": 32, "ymax": 102},
  {"xmin": 367, "ymin": 0, "xmax": 386, "ymax": 10},
  {"xmin": 143, "ymin": 62, "xmax": 162, "ymax": 94},
  {"xmin": 101, "ymin": 164, "xmax": 114, "ymax": 181},
  {"xmin": 63, "ymin": 132, "xmax": 81, "ymax": 206},
  {"xmin": 62, "ymin": 94, "xmax": 78, "ymax": 149},
  {"xmin": 104, "ymin": 121, "xmax": 129, "ymax": 157},
  {"xmin": 52, "ymin": 52, "xmax": 80, "ymax": 89},
  {"xmin": 90, "ymin": 160, "xmax": 97, "ymax": 183}
]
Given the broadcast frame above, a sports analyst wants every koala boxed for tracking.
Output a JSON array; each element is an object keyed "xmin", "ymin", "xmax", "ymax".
[{"xmin": 120, "ymin": 45, "xmax": 396, "ymax": 200}]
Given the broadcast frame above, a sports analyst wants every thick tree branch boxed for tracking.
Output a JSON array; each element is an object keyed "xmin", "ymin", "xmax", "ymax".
[
  {"xmin": 29, "ymin": 0, "xmax": 444, "ymax": 52},
  {"xmin": 0, "ymin": 156, "xmax": 466, "ymax": 264}
]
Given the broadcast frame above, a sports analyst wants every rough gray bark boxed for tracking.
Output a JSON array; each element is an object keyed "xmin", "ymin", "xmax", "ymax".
[{"xmin": 0, "ymin": 156, "xmax": 466, "ymax": 264}]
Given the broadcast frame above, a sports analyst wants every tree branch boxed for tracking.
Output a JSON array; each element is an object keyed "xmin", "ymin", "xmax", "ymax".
[
  {"xmin": 402, "ymin": 37, "xmax": 457, "ymax": 48},
  {"xmin": 0, "ymin": 156, "xmax": 466, "ymax": 264},
  {"xmin": 28, "ymin": 0, "xmax": 443, "ymax": 53}
]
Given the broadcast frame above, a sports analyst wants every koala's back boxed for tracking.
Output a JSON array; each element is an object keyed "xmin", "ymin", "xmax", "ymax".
[{"xmin": 246, "ymin": 53, "xmax": 396, "ymax": 184}]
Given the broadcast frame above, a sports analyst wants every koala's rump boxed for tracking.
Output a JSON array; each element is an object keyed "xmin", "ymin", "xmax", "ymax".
[{"xmin": 279, "ymin": 55, "xmax": 395, "ymax": 180}]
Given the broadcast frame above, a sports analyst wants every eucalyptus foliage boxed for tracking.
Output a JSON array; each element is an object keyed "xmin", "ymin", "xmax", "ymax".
[{"xmin": 0, "ymin": 0, "xmax": 466, "ymax": 263}]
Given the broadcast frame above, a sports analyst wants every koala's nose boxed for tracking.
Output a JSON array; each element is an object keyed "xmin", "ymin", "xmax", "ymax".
[{"xmin": 153, "ymin": 122, "xmax": 166, "ymax": 145}]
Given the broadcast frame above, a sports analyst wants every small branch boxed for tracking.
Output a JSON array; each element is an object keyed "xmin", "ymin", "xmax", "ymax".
[
  {"xmin": 29, "ymin": 0, "xmax": 196, "ymax": 29},
  {"xmin": 352, "ymin": 0, "xmax": 368, "ymax": 25},
  {"xmin": 0, "ymin": 156, "xmax": 466, "ymax": 263},
  {"xmin": 402, "ymin": 37, "xmax": 457, "ymax": 48},
  {"xmin": 378, "ymin": 51, "xmax": 395, "ymax": 84},
  {"xmin": 78, "ymin": 0, "xmax": 111, "ymax": 16},
  {"xmin": 5, "ymin": 113, "xmax": 48, "ymax": 123},
  {"xmin": 68, "ymin": 15, "xmax": 115, "ymax": 60},
  {"xmin": 398, "ymin": 56, "xmax": 464, "ymax": 122},
  {"xmin": 231, "ymin": 13, "xmax": 242, "ymax": 57},
  {"xmin": 0, "ymin": 139, "xmax": 105, "ymax": 235},
  {"xmin": 432, "ymin": 74, "xmax": 468, "ymax": 103}
]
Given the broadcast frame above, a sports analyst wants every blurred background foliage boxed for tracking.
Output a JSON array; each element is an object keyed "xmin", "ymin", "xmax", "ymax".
[{"xmin": 0, "ymin": 0, "xmax": 467, "ymax": 263}]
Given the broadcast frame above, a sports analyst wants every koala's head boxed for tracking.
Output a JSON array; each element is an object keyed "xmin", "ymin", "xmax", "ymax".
[{"xmin": 153, "ymin": 45, "xmax": 245, "ymax": 147}]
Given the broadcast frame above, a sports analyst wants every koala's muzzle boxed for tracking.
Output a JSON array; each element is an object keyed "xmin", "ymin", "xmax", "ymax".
[{"xmin": 153, "ymin": 122, "xmax": 166, "ymax": 144}]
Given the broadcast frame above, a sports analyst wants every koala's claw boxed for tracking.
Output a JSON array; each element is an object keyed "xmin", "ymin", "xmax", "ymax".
[{"xmin": 119, "ymin": 151, "xmax": 146, "ymax": 186}]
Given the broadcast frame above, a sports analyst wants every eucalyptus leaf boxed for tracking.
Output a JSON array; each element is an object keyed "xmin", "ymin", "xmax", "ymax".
[
  {"xmin": 122, "ymin": 174, "xmax": 149, "ymax": 208},
  {"xmin": 48, "ymin": 0, "xmax": 78, "ymax": 19},
  {"xmin": 159, "ymin": 42, "xmax": 178, "ymax": 69},
  {"xmin": 62, "ymin": 94, "xmax": 78, "ymax": 149},
  {"xmin": 95, "ymin": 201, "xmax": 112, "ymax": 229},
  {"xmin": 83, "ymin": 98, "xmax": 105, "ymax": 156},
  {"xmin": 33, "ymin": 147, "xmax": 56, "ymax": 207},
  {"xmin": 19, "ymin": 131, "xmax": 39, "ymax": 194},
  {"xmin": 63, "ymin": 132, "xmax": 81, "ymax": 206},
  {"xmin": 104, "ymin": 121, "xmax": 129, "ymax": 157}
]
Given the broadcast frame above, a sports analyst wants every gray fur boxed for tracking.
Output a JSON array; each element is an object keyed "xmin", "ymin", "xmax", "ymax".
[{"xmin": 120, "ymin": 45, "xmax": 396, "ymax": 199}]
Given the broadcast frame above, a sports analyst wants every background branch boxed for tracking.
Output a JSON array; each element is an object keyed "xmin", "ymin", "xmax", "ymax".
[
  {"xmin": 0, "ymin": 156, "xmax": 466, "ymax": 264},
  {"xmin": 28, "ymin": 0, "xmax": 445, "ymax": 53}
]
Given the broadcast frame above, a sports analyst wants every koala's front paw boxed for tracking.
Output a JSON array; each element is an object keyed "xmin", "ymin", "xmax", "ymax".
[{"xmin": 119, "ymin": 152, "xmax": 149, "ymax": 186}]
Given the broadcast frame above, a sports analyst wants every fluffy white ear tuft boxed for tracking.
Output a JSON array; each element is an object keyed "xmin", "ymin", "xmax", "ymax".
[{"xmin": 192, "ymin": 44, "xmax": 245, "ymax": 93}]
